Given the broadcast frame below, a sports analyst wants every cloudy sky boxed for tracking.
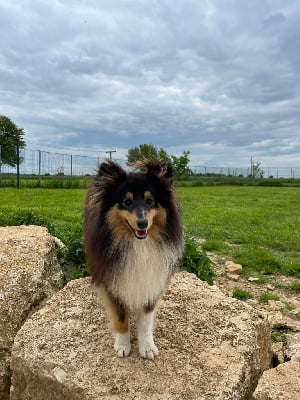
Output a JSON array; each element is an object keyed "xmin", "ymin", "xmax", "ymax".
[{"xmin": 1, "ymin": 0, "xmax": 300, "ymax": 167}]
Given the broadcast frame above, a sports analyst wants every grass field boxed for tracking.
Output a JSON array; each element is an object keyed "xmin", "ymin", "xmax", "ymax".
[{"xmin": 0, "ymin": 186, "xmax": 299, "ymax": 279}]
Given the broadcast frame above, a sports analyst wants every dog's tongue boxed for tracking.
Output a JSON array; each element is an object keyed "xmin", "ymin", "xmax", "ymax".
[{"xmin": 135, "ymin": 230, "xmax": 148, "ymax": 239}]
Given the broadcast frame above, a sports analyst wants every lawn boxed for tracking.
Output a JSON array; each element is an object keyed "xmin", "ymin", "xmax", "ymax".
[
  {"xmin": 178, "ymin": 186, "xmax": 300, "ymax": 277},
  {"xmin": 0, "ymin": 186, "xmax": 299, "ymax": 278}
]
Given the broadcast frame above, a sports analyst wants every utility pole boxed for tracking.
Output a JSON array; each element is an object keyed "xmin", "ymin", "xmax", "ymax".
[{"xmin": 105, "ymin": 150, "xmax": 116, "ymax": 160}]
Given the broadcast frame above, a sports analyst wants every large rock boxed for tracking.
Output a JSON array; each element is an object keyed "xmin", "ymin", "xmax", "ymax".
[
  {"xmin": 0, "ymin": 225, "xmax": 64, "ymax": 400},
  {"xmin": 252, "ymin": 356, "xmax": 300, "ymax": 400},
  {"xmin": 10, "ymin": 272, "xmax": 271, "ymax": 400}
]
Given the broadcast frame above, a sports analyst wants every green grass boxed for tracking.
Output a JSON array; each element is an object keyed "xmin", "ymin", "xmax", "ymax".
[
  {"xmin": 0, "ymin": 186, "xmax": 300, "ymax": 281},
  {"xmin": 0, "ymin": 188, "xmax": 87, "ymax": 280},
  {"xmin": 177, "ymin": 186, "xmax": 300, "ymax": 278},
  {"xmin": 232, "ymin": 287, "xmax": 253, "ymax": 301},
  {"xmin": 259, "ymin": 293, "xmax": 281, "ymax": 303},
  {"xmin": 287, "ymin": 282, "xmax": 300, "ymax": 294}
]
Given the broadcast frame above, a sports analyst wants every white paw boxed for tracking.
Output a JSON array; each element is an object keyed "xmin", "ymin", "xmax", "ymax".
[
  {"xmin": 139, "ymin": 341, "xmax": 159, "ymax": 360},
  {"xmin": 114, "ymin": 332, "xmax": 131, "ymax": 358}
]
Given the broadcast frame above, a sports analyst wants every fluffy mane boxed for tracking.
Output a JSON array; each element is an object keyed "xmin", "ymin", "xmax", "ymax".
[{"xmin": 84, "ymin": 159, "xmax": 183, "ymax": 286}]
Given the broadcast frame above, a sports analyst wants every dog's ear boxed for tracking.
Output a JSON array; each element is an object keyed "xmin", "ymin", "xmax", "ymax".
[
  {"xmin": 133, "ymin": 159, "xmax": 173, "ymax": 184},
  {"xmin": 96, "ymin": 159, "xmax": 126, "ymax": 187}
]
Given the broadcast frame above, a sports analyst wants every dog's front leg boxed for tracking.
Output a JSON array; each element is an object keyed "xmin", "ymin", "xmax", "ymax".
[
  {"xmin": 101, "ymin": 290, "xmax": 131, "ymax": 357},
  {"xmin": 136, "ymin": 306, "xmax": 158, "ymax": 360}
]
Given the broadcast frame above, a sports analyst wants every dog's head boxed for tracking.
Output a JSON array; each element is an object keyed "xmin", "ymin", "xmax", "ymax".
[{"xmin": 95, "ymin": 159, "xmax": 174, "ymax": 240}]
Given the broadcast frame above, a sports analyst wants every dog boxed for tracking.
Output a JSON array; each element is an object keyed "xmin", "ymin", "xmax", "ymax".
[{"xmin": 84, "ymin": 159, "xmax": 183, "ymax": 359}]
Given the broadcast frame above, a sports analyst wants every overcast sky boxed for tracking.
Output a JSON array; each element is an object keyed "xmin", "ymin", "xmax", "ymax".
[{"xmin": 1, "ymin": 0, "xmax": 300, "ymax": 167}]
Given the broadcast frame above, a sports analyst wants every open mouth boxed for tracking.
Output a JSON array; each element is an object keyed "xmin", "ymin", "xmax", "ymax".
[
  {"xmin": 134, "ymin": 229, "xmax": 148, "ymax": 240},
  {"xmin": 126, "ymin": 221, "xmax": 148, "ymax": 239}
]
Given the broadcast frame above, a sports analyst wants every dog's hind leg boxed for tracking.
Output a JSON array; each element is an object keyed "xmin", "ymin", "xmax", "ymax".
[
  {"xmin": 136, "ymin": 304, "xmax": 159, "ymax": 360},
  {"xmin": 101, "ymin": 289, "xmax": 131, "ymax": 357}
]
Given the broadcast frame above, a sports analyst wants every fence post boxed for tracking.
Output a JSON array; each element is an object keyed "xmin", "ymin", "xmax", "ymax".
[
  {"xmin": 38, "ymin": 150, "xmax": 41, "ymax": 176},
  {"xmin": 70, "ymin": 154, "xmax": 73, "ymax": 178},
  {"xmin": 0, "ymin": 144, "xmax": 2, "ymax": 185},
  {"xmin": 16, "ymin": 140, "xmax": 20, "ymax": 189}
]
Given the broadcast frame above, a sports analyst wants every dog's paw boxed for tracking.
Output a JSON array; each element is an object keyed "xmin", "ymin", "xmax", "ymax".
[
  {"xmin": 114, "ymin": 332, "xmax": 131, "ymax": 358},
  {"xmin": 114, "ymin": 343, "xmax": 131, "ymax": 358},
  {"xmin": 139, "ymin": 341, "xmax": 159, "ymax": 360}
]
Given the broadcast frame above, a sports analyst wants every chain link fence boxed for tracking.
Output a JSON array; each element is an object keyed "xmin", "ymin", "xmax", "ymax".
[{"xmin": 0, "ymin": 147, "xmax": 299, "ymax": 187}]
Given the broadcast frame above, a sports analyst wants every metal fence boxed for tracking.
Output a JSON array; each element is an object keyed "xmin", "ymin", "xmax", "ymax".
[
  {"xmin": 0, "ymin": 149, "xmax": 127, "ymax": 177},
  {"xmin": 0, "ymin": 148, "xmax": 299, "ymax": 183},
  {"xmin": 190, "ymin": 165, "xmax": 300, "ymax": 179}
]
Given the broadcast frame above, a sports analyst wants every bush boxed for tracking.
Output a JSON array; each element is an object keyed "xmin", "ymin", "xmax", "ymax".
[{"xmin": 180, "ymin": 233, "xmax": 214, "ymax": 285}]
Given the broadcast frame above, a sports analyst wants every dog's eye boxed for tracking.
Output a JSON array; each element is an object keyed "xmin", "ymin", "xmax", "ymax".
[
  {"xmin": 146, "ymin": 198, "xmax": 154, "ymax": 206},
  {"xmin": 123, "ymin": 198, "xmax": 132, "ymax": 207}
]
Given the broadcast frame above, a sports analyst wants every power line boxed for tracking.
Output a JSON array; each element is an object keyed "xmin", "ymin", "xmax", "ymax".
[{"xmin": 26, "ymin": 140, "xmax": 110, "ymax": 154}]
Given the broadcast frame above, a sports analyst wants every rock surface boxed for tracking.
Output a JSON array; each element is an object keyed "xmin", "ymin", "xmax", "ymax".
[
  {"xmin": 252, "ymin": 356, "xmax": 300, "ymax": 400},
  {"xmin": 0, "ymin": 225, "xmax": 64, "ymax": 400},
  {"xmin": 10, "ymin": 272, "xmax": 271, "ymax": 400}
]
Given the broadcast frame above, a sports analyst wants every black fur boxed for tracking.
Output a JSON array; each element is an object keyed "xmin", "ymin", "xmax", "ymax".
[{"xmin": 84, "ymin": 159, "xmax": 183, "ymax": 287}]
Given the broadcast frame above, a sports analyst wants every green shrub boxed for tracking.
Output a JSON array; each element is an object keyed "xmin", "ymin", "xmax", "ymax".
[
  {"xmin": 180, "ymin": 234, "xmax": 214, "ymax": 285},
  {"xmin": 0, "ymin": 208, "xmax": 54, "ymax": 232}
]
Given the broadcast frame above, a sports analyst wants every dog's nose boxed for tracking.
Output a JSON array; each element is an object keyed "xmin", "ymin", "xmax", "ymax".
[{"xmin": 137, "ymin": 218, "xmax": 148, "ymax": 230}]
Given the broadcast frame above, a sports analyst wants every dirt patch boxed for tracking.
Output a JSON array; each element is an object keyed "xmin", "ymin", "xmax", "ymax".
[{"xmin": 207, "ymin": 250, "xmax": 300, "ymax": 364}]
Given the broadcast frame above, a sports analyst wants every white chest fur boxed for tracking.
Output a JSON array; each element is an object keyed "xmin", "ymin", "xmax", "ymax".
[{"xmin": 109, "ymin": 238, "xmax": 178, "ymax": 310}]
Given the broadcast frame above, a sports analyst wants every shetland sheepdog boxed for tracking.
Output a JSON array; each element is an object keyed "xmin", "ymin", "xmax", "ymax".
[{"xmin": 84, "ymin": 159, "xmax": 183, "ymax": 359}]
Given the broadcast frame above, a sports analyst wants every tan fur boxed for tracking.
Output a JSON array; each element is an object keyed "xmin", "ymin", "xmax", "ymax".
[
  {"xmin": 144, "ymin": 191, "xmax": 153, "ymax": 201},
  {"xmin": 147, "ymin": 206, "xmax": 167, "ymax": 240},
  {"xmin": 125, "ymin": 192, "xmax": 133, "ymax": 201},
  {"xmin": 101, "ymin": 289, "xmax": 129, "ymax": 334},
  {"xmin": 106, "ymin": 202, "xmax": 167, "ymax": 240},
  {"xmin": 106, "ymin": 206, "xmax": 133, "ymax": 240}
]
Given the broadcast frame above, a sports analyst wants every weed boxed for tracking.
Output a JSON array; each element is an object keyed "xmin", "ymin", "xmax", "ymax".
[
  {"xmin": 287, "ymin": 282, "xmax": 300, "ymax": 294},
  {"xmin": 232, "ymin": 287, "xmax": 253, "ymax": 301},
  {"xmin": 259, "ymin": 293, "xmax": 281, "ymax": 303},
  {"xmin": 180, "ymin": 233, "xmax": 215, "ymax": 285},
  {"xmin": 271, "ymin": 327, "xmax": 287, "ymax": 343}
]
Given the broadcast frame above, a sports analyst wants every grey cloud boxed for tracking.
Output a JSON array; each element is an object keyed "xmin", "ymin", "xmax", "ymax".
[{"xmin": 0, "ymin": 0, "xmax": 300, "ymax": 167}]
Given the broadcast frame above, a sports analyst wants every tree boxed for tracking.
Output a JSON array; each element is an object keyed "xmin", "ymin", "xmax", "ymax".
[
  {"xmin": 127, "ymin": 144, "xmax": 191, "ymax": 180},
  {"xmin": 171, "ymin": 151, "xmax": 192, "ymax": 179},
  {"xmin": 0, "ymin": 115, "xmax": 26, "ymax": 167},
  {"xmin": 249, "ymin": 161, "xmax": 264, "ymax": 179},
  {"xmin": 127, "ymin": 144, "xmax": 171, "ymax": 165}
]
